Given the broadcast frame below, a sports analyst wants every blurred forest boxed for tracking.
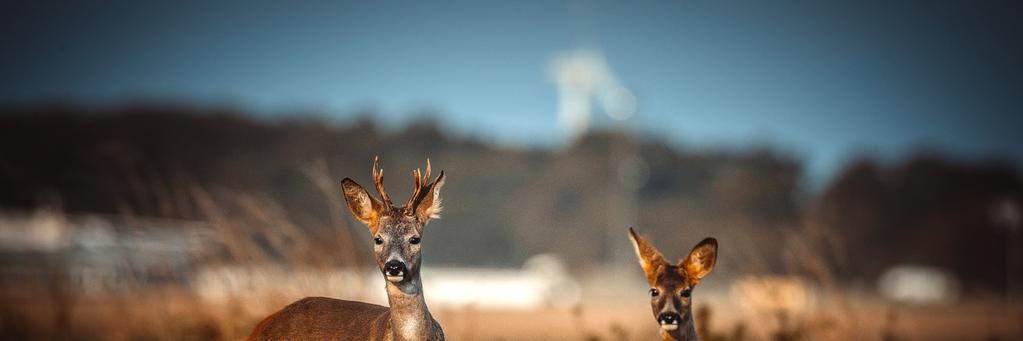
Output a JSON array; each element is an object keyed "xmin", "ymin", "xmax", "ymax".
[{"xmin": 1, "ymin": 104, "xmax": 1019, "ymax": 296}]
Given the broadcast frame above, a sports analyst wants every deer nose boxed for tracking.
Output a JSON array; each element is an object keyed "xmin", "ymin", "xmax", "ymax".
[
  {"xmin": 384, "ymin": 260, "xmax": 406, "ymax": 277},
  {"xmin": 658, "ymin": 312, "xmax": 680, "ymax": 325}
]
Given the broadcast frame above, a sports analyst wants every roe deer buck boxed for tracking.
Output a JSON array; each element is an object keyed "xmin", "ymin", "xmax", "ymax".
[
  {"xmin": 628, "ymin": 227, "xmax": 718, "ymax": 341},
  {"xmin": 248, "ymin": 157, "xmax": 446, "ymax": 341}
]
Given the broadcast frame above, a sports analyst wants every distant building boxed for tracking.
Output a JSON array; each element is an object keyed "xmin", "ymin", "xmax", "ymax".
[
  {"xmin": 0, "ymin": 211, "xmax": 213, "ymax": 294},
  {"xmin": 878, "ymin": 264, "xmax": 960, "ymax": 304}
]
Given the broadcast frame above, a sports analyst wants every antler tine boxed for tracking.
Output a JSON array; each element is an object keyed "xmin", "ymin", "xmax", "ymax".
[
  {"xmin": 372, "ymin": 156, "xmax": 392, "ymax": 206},
  {"xmin": 404, "ymin": 168, "xmax": 423, "ymax": 210},
  {"xmin": 415, "ymin": 168, "xmax": 423, "ymax": 190},
  {"xmin": 423, "ymin": 158, "xmax": 432, "ymax": 184}
]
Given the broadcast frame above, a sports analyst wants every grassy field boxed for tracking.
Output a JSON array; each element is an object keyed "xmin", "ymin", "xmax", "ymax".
[{"xmin": 2, "ymin": 281, "xmax": 1020, "ymax": 340}]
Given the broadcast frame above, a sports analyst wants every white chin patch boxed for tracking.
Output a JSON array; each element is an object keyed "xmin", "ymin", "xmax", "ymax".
[
  {"xmin": 386, "ymin": 275, "xmax": 404, "ymax": 282},
  {"xmin": 660, "ymin": 323, "xmax": 679, "ymax": 331}
]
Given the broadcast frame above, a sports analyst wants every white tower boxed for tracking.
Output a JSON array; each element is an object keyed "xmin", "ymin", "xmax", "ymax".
[{"xmin": 549, "ymin": 49, "xmax": 636, "ymax": 142}]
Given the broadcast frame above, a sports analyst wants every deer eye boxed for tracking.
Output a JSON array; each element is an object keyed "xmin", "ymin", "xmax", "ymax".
[
  {"xmin": 374, "ymin": 237, "xmax": 383, "ymax": 245},
  {"xmin": 649, "ymin": 288, "xmax": 659, "ymax": 297},
  {"xmin": 409, "ymin": 237, "xmax": 421, "ymax": 245},
  {"xmin": 681, "ymin": 289, "xmax": 691, "ymax": 298}
]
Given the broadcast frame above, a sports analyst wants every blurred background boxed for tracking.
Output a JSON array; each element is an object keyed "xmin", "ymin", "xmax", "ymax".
[{"xmin": 1, "ymin": 1, "xmax": 1021, "ymax": 340}]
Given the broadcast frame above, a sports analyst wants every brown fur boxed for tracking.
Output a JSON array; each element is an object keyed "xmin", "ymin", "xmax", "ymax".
[
  {"xmin": 248, "ymin": 297, "xmax": 443, "ymax": 341},
  {"xmin": 629, "ymin": 227, "xmax": 718, "ymax": 341},
  {"xmin": 248, "ymin": 158, "xmax": 446, "ymax": 341}
]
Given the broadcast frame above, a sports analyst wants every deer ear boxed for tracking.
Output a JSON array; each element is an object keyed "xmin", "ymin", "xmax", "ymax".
[
  {"xmin": 413, "ymin": 171, "xmax": 445, "ymax": 225},
  {"xmin": 681, "ymin": 237, "xmax": 718, "ymax": 283},
  {"xmin": 629, "ymin": 227, "xmax": 667, "ymax": 284},
  {"xmin": 341, "ymin": 178, "xmax": 383, "ymax": 233}
]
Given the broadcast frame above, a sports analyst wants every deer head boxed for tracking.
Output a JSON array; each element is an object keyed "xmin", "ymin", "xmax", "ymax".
[
  {"xmin": 341, "ymin": 157, "xmax": 445, "ymax": 285},
  {"xmin": 628, "ymin": 227, "xmax": 717, "ymax": 332}
]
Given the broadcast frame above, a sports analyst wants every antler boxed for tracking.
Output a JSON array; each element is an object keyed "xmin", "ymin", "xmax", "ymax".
[{"xmin": 372, "ymin": 156, "xmax": 392, "ymax": 207}]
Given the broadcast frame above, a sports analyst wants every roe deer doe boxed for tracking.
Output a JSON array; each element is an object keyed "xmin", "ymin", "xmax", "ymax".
[
  {"xmin": 248, "ymin": 157, "xmax": 446, "ymax": 341},
  {"xmin": 628, "ymin": 227, "xmax": 718, "ymax": 341}
]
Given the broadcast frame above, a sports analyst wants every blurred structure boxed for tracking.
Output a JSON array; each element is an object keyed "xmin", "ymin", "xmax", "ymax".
[
  {"xmin": 0, "ymin": 210, "xmax": 213, "ymax": 294},
  {"xmin": 877, "ymin": 265, "xmax": 959, "ymax": 304},
  {"xmin": 549, "ymin": 49, "xmax": 636, "ymax": 143}
]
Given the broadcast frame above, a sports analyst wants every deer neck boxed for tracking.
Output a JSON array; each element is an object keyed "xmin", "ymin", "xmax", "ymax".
[
  {"xmin": 384, "ymin": 273, "xmax": 435, "ymax": 341},
  {"xmin": 660, "ymin": 309, "xmax": 698, "ymax": 341}
]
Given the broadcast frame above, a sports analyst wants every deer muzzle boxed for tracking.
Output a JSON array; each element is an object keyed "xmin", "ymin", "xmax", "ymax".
[
  {"xmin": 658, "ymin": 312, "xmax": 681, "ymax": 331},
  {"xmin": 384, "ymin": 260, "xmax": 406, "ymax": 282}
]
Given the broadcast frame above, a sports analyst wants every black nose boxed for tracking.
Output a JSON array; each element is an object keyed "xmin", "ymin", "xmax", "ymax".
[
  {"xmin": 658, "ymin": 313, "xmax": 680, "ymax": 325},
  {"xmin": 384, "ymin": 260, "xmax": 406, "ymax": 276}
]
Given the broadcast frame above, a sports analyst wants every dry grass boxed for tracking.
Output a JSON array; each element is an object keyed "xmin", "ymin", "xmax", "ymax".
[
  {"xmin": 4, "ymin": 286, "xmax": 1018, "ymax": 341},
  {"xmin": 432, "ymin": 301, "xmax": 1022, "ymax": 341}
]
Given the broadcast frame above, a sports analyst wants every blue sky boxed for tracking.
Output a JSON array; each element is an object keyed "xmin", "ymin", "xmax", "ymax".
[{"xmin": 2, "ymin": 1, "xmax": 1020, "ymax": 186}]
